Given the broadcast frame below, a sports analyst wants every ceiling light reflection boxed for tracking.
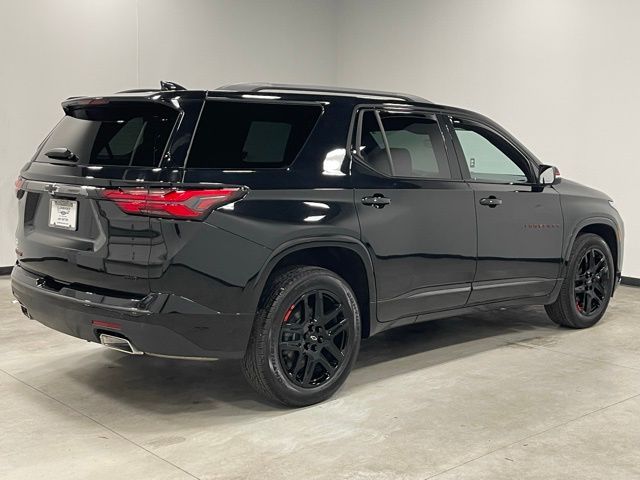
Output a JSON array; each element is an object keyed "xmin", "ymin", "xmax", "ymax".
[
  {"xmin": 303, "ymin": 201, "xmax": 330, "ymax": 209},
  {"xmin": 322, "ymin": 148, "xmax": 347, "ymax": 176}
]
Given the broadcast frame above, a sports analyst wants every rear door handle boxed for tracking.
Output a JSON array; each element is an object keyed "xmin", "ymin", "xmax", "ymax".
[
  {"xmin": 362, "ymin": 194, "xmax": 391, "ymax": 208},
  {"xmin": 479, "ymin": 196, "xmax": 502, "ymax": 208}
]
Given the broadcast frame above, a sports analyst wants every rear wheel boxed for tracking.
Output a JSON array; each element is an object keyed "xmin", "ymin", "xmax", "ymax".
[
  {"xmin": 242, "ymin": 266, "xmax": 361, "ymax": 407},
  {"xmin": 545, "ymin": 233, "xmax": 614, "ymax": 328}
]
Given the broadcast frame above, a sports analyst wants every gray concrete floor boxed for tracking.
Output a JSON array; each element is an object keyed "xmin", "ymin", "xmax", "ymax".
[{"xmin": 1, "ymin": 278, "xmax": 640, "ymax": 480}]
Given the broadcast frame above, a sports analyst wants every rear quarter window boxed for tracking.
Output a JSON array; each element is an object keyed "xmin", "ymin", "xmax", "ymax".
[{"xmin": 187, "ymin": 101, "xmax": 322, "ymax": 168}]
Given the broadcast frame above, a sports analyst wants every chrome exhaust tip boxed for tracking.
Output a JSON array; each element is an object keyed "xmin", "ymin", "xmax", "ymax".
[
  {"xmin": 20, "ymin": 304, "xmax": 33, "ymax": 319},
  {"xmin": 99, "ymin": 333, "xmax": 144, "ymax": 355}
]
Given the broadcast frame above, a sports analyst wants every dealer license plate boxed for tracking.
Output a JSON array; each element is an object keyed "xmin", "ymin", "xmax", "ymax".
[{"xmin": 48, "ymin": 199, "xmax": 78, "ymax": 230}]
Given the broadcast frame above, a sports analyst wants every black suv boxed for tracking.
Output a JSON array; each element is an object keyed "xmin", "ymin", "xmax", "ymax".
[{"xmin": 12, "ymin": 82, "xmax": 624, "ymax": 406}]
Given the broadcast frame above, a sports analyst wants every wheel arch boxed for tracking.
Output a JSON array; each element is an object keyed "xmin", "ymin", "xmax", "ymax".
[
  {"xmin": 564, "ymin": 217, "xmax": 621, "ymax": 285},
  {"xmin": 249, "ymin": 237, "xmax": 377, "ymax": 338}
]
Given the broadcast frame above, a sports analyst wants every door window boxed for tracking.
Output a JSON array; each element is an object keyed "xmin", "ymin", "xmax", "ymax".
[
  {"xmin": 453, "ymin": 119, "xmax": 531, "ymax": 183},
  {"xmin": 357, "ymin": 111, "xmax": 451, "ymax": 179}
]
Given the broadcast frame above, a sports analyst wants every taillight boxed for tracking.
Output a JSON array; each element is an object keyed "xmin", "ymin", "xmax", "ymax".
[
  {"xmin": 100, "ymin": 187, "xmax": 246, "ymax": 220},
  {"xmin": 15, "ymin": 177, "xmax": 25, "ymax": 198}
]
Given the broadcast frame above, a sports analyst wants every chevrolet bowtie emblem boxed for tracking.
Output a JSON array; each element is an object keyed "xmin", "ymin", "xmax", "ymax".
[{"xmin": 44, "ymin": 184, "xmax": 59, "ymax": 194}]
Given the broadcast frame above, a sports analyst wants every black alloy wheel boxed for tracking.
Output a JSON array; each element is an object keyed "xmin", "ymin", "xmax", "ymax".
[
  {"xmin": 242, "ymin": 266, "xmax": 361, "ymax": 407},
  {"xmin": 545, "ymin": 233, "xmax": 614, "ymax": 329},
  {"xmin": 574, "ymin": 247, "xmax": 609, "ymax": 317},
  {"xmin": 278, "ymin": 290, "xmax": 351, "ymax": 388}
]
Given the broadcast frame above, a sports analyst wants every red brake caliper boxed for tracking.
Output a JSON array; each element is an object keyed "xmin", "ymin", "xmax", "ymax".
[{"xmin": 283, "ymin": 304, "xmax": 296, "ymax": 323}]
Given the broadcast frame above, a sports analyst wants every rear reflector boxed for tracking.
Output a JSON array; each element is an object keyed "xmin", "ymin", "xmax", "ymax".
[
  {"xmin": 100, "ymin": 187, "xmax": 246, "ymax": 220},
  {"xmin": 92, "ymin": 320, "xmax": 122, "ymax": 330}
]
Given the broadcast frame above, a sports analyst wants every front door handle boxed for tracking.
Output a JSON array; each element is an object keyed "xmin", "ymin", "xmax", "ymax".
[
  {"xmin": 479, "ymin": 196, "xmax": 502, "ymax": 208},
  {"xmin": 362, "ymin": 194, "xmax": 391, "ymax": 208}
]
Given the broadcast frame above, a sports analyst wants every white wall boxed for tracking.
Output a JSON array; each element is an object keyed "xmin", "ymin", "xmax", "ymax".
[
  {"xmin": 0, "ymin": 0, "xmax": 139, "ymax": 266},
  {"xmin": 137, "ymin": 0, "xmax": 338, "ymax": 89},
  {"xmin": 0, "ymin": 0, "xmax": 337, "ymax": 267},
  {"xmin": 334, "ymin": 0, "xmax": 640, "ymax": 277}
]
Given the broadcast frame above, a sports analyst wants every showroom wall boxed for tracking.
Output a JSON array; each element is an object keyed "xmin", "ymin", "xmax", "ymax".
[
  {"xmin": 0, "ymin": 0, "xmax": 138, "ymax": 267},
  {"xmin": 2, "ymin": 0, "xmax": 639, "ymax": 278},
  {"xmin": 0, "ymin": 0, "xmax": 337, "ymax": 267},
  {"xmin": 334, "ymin": 0, "xmax": 640, "ymax": 277}
]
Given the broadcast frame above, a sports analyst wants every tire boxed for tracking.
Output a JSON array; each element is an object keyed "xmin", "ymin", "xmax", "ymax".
[
  {"xmin": 545, "ymin": 233, "xmax": 614, "ymax": 328},
  {"xmin": 242, "ymin": 266, "xmax": 361, "ymax": 407}
]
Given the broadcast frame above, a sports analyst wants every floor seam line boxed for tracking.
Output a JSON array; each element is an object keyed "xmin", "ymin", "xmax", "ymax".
[
  {"xmin": 423, "ymin": 391, "xmax": 640, "ymax": 479},
  {"xmin": 510, "ymin": 340, "xmax": 640, "ymax": 371},
  {"xmin": 0, "ymin": 366, "xmax": 202, "ymax": 480}
]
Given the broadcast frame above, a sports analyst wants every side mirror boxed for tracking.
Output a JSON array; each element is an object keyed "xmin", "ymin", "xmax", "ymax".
[{"xmin": 538, "ymin": 165, "xmax": 560, "ymax": 186}]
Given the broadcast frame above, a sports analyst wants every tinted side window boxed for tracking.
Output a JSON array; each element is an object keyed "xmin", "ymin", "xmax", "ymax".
[
  {"xmin": 453, "ymin": 119, "xmax": 531, "ymax": 183},
  {"xmin": 188, "ymin": 101, "xmax": 322, "ymax": 168},
  {"xmin": 358, "ymin": 111, "xmax": 451, "ymax": 179}
]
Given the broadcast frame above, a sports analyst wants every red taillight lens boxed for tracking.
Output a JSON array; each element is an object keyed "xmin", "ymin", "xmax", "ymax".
[
  {"xmin": 101, "ymin": 187, "xmax": 246, "ymax": 220},
  {"xmin": 15, "ymin": 177, "xmax": 24, "ymax": 192}
]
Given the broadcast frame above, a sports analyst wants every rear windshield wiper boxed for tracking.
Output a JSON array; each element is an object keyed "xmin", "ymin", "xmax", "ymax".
[{"xmin": 45, "ymin": 147, "xmax": 78, "ymax": 162}]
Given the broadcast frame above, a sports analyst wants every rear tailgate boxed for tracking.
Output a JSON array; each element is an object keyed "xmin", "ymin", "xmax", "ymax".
[
  {"xmin": 17, "ymin": 179, "xmax": 153, "ymax": 295},
  {"xmin": 15, "ymin": 97, "xmax": 185, "ymax": 296}
]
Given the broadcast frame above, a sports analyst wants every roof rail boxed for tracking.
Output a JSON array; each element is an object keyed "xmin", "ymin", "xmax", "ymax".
[{"xmin": 217, "ymin": 83, "xmax": 430, "ymax": 103}]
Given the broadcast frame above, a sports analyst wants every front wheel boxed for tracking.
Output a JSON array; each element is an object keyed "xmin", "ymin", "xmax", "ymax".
[
  {"xmin": 545, "ymin": 233, "xmax": 614, "ymax": 328},
  {"xmin": 242, "ymin": 266, "xmax": 361, "ymax": 407}
]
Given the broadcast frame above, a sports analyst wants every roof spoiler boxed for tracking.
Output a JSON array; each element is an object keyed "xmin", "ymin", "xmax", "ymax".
[
  {"xmin": 115, "ymin": 81, "xmax": 187, "ymax": 94},
  {"xmin": 62, "ymin": 81, "xmax": 191, "ymax": 111}
]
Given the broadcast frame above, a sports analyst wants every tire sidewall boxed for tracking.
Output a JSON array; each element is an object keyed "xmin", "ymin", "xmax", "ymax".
[{"xmin": 262, "ymin": 270, "xmax": 361, "ymax": 406}]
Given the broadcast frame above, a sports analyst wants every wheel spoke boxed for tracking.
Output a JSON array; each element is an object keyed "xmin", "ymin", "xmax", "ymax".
[
  {"xmin": 303, "ymin": 295, "xmax": 313, "ymax": 323},
  {"xmin": 588, "ymin": 250, "xmax": 596, "ymax": 271},
  {"xmin": 317, "ymin": 355, "xmax": 335, "ymax": 374},
  {"xmin": 318, "ymin": 305, "xmax": 342, "ymax": 327},
  {"xmin": 593, "ymin": 282, "xmax": 605, "ymax": 299},
  {"xmin": 574, "ymin": 284, "xmax": 586, "ymax": 294},
  {"xmin": 281, "ymin": 323, "xmax": 304, "ymax": 336},
  {"xmin": 302, "ymin": 358, "xmax": 316, "ymax": 386},
  {"xmin": 589, "ymin": 291, "xmax": 601, "ymax": 310},
  {"xmin": 292, "ymin": 352, "xmax": 306, "ymax": 377},
  {"xmin": 314, "ymin": 291, "xmax": 324, "ymax": 320},
  {"xmin": 584, "ymin": 291, "xmax": 592, "ymax": 313},
  {"xmin": 593, "ymin": 256, "xmax": 605, "ymax": 273},
  {"xmin": 280, "ymin": 340, "xmax": 302, "ymax": 351},
  {"xmin": 323, "ymin": 340, "xmax": 344, "ymax": 362},
  {"xmin": 327, "ymin": 318, "xmax": 347, "ymax": 337}
]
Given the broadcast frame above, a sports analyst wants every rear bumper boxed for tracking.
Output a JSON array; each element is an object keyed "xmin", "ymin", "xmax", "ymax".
[{"xmin": 11, "ymin": 265, "xmax": 253, "ymax": 359}]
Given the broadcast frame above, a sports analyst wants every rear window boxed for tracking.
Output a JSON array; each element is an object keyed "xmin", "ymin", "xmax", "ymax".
[
  {"xmin": 187, "ymin": 101, "xmax": 322, "ymax": 168},
  {"xmin": 38, "ymin": 103, "xmax": 178, "ymax": 167}
]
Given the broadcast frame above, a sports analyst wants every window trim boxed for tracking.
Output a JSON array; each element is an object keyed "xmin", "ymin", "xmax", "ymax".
[
  {"xmin": 350, "ymin": 105, "xmax": 462, "ymax": 181},
  {"xmin": 445, "ymin": 114, "xmax": 539, "ymax": 185}
]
